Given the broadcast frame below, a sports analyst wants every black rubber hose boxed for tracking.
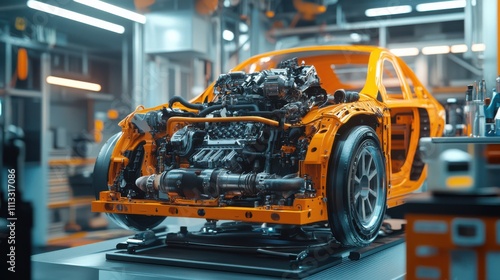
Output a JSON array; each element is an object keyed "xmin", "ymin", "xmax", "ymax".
[
  {"xmin": 169, "ymin": 96, "xmax": 205, "ymax": 110},
  {"xmin": 198, "ymin": 104, "xmax": 223, "ymax": 116},
  {"xmin": 288, "ymin": 128, "xmax": 304, "ymax": 142}
]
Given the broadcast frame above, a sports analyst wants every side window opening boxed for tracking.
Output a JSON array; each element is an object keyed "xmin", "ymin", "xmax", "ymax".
[{"xmin": 382, "ymin": 59, "xmax": 405, "ymax": 99}]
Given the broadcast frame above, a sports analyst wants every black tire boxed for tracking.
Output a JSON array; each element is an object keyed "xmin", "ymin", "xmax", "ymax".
[
  {"xmin": 327, "ymin": 125, "xmax": 387, "ymax": 247},
  {"xmin": 93, "ymin": 132, "xmax": 165, "ymax": 231}
]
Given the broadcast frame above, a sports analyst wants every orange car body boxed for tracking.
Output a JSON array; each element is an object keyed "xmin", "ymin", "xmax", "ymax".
[{"xmin": 92, "ymin": 45, "xmax": 444, "ymax": 245}]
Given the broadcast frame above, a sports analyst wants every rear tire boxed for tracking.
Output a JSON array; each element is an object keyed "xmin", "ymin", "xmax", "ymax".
[
  {"xmin": 327, "ymin": 125, "xmax": 387, "ymax": 246},
  {"xmin": 93, "ymin": 132, "xmax": 165, "ymax": 231}
]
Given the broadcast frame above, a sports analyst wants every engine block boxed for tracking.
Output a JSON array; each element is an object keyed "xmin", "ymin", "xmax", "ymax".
[{"xmin": 129, "ymin": 58, "xmax": 328, "ymax": 205}]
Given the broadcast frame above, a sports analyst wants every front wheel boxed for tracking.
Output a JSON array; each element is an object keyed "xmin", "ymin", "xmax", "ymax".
[
  {"xmin": 327, "ymin": 125, "xmax": 387, "ymax": 247},
  {"xmin": 92, "ymin": 132, "xmax": 165, "ymax": 231}
]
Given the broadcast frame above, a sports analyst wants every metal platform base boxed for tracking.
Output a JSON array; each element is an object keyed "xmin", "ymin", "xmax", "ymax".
[
  {"xmin": 32, "ymin": 218, "xmax": 407, "ymax": 280},
  {"xmin": 106, "ymin": 222, "xmax": 405, "ymax": 279}
]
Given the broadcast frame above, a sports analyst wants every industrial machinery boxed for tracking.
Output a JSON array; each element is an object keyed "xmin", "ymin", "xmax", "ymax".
[
  {"xmin": 406, "ymin": 136, "xmax": 500, "ymax": 280},
  {"xmin": 92, "ymin": 45, "xmax": 444, "ymax": 247}
]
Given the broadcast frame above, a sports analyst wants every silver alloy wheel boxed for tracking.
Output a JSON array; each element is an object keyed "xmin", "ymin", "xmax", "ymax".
[
  {"xmin": 351, "ymin": 144, "xmax": 384, "ymax": 229},
  {"xmin": 328, "ymin": 125, "xmax": 386, "ymax": 247}
]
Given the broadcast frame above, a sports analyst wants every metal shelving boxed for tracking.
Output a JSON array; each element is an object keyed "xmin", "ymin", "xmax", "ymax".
[{"xmin": 0, "ymin": 22, "xmax": 124, "ymax": 245}]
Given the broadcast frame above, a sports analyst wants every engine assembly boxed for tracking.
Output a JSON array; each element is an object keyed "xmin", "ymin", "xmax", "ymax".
[{"xmin": 124, "ymin": 58, "xmax": 335, "ymax": 207}]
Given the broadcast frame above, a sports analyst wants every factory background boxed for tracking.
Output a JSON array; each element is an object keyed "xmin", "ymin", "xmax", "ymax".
[{"xmin": 0, "ymin": 0, "xmax": 497, "ymax": 260}]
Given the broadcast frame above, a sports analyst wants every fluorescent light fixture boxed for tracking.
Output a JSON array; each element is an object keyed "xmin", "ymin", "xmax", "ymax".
[
  {"xmin": 471, "ymin": 43, "xmax": 485, "ymax": 52},
  {"xmin": 46, "ymin": 76, "xmax": 102, "ymax": 92},
  {"xmin": 74, "ymin": 0, "xmax": 146, "ymax": 24},
  {"xmin": 416, "ymin": 0, "xmax": 466, "ymax": 12},
  {"xmin": 223, "ymin": 30, "xmax": 234, "ymax": 41},
  {"xmin": 422, "ymin": 45, "xmax": 450, "ymax": 55},
  {"xmin": 27, "ymin": 0, "xmax": 125, "ymax": 34},
  {"xmin": 365, "ymin": 5, "xmax": 412, "ymax": 17},
  {"xmin": 390, "ymin": 47, "xmax": 419, "ymax": 57},
  {"xmin": 451, "ymin": 44, "xmax": 468, "ymax": 53}
]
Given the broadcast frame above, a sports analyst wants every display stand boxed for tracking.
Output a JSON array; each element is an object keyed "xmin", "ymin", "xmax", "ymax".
[
  {"xmin": 106, "ymin": 222, "xmax": 405, "ymax": 278},
  {"xmin": 32, "ymin": 222, "xmax": 407, "ymax": 280}
]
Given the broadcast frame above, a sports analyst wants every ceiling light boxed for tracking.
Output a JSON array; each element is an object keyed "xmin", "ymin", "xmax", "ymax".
[
  {"xmin": 74, "ymin": 0, "xmax": 146, "ymax": 24},
  {"xmin": 416, "ymin": 0, "xmax": 466, "ymax": 12},
  {"xmin": 422, "ymin": 45, "xmax": 450, "ymax": 55},
  {"xmin": 46, "ymin": 76, "xmax": 102, "ymax": 92},
  {"xmin": 365, "ymin": 5, "xmax": 412, "ymax": 17},
  {"xmin": 223, "ymin": 30, "xmax": 234, "ymax": 41},
  {"xmin": 451, "ymin": 44, "xmax": 468, "ymax": 53},
  {"xmin": 471, "ymin": 43, "xmax": 485, "ymax": 52},
  {"xmin": 27, "ymin": 0, "xmax": 125, "ymax": 34},
  {"xmin": 390, "ymin": 47, "xmax": 419, "ymax": 57}
]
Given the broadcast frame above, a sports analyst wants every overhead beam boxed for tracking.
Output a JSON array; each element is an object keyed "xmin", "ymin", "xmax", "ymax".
[
  {"xmin": 0, "ymin": 33, "xmax": 120, "ymax": 64},
  {"xmin": 268, "ymin": 13, "xmax": 465, "ymax": 38}
]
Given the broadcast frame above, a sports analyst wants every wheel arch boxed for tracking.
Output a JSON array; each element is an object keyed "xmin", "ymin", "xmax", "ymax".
[
  {"xmin": 335, "ymin": 113, "xmax": 390, "ymax": 193},
  {"xmin": 93, "ymin": 132, "xmax": 166, "ymax": 231},
  {"xmin": 336, "ymin": 114, "xmax": 380, "ymax": 137}
]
